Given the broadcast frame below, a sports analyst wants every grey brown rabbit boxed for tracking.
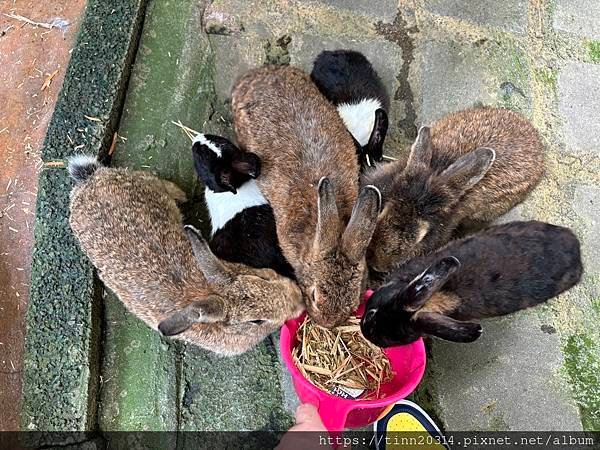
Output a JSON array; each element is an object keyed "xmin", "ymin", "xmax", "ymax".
[
  {"xmin": 68, "ymin": 156, "xmax": 303, "ymax": 356},
  {"xmin": 363, "ymin": 107, "xmax": 545, "ymax": 273},
  {"xmin": 361, "ymin": 221, "xmax": 582, "ymax": 347},
  {"xmin": 232, "ymin": 65, "xmax": 381, "ymax": 328}
]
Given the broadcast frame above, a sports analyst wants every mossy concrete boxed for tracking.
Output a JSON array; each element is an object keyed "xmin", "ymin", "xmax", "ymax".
[
  {"xmin": 183, "ymin": 0, "xmax": 599, "ymax": 431},
  {"xmin": 99, "ymin": 0, "xmax": 214, "ymax": 434},
  {"xmin": 22, "ymin": 169, "xmax": 98, "ymax": 435},
  {"xmin": 104, "ymin": 0, "xmax": 293, "ymax": 433},
  {"xmin": 112, "ymin": 0, "xmax": 216, "ymax": 194},
  {"xmin": 98, "ymin": 293, "xmax": 177, "ymax": 437},
  {"xmin": 41, "ymin": 0, "xmax": 148, "ymax": 161}
]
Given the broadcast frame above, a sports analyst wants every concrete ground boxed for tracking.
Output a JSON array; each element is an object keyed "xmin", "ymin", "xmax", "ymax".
[
  {"xmin": 0, "ymin": 0, "xmax": 85, "ymax": 430},
  {"xmin": 188, "ymin": 0, "xmax": 600, "ymax": 431},
  {"xmin": 111, "ymin": 0, "xmax": 597, "ymax": 432},
  {"xmin": 15, "ymin": 0, "xmax": 600, "ymax": 437}
]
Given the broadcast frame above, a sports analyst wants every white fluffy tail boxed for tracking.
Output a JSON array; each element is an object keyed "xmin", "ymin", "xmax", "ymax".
[{"xmin": 68, "ymin": 154, "xmax": 101, "ymax": 184}]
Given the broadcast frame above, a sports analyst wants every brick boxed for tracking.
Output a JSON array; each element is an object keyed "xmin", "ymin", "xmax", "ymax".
[
  {"xmin": 554, "ymin": 0, "xmax": 600, "ymax": 39},
  {"xmin": 424, "ymin": 0, "xmax": 529, "ymax": 34},
  {"xmin": 430, "ymin": 311, "xmax": 582, "ymax": 430},
  {"xmin": 305, "ymin": 0, "xmax": 398, "ymax": 23},
  {"xmin": 418, "ymin": 38, "xmax": 531, "ymax": 123},
  {"xmin": 558, "ymin": 62, "xmax": 600, "ymax": 155}
]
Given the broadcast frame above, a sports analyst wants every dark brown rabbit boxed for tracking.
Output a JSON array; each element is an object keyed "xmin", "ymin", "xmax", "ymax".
[
  {"xmin": 232, "ymin": 65, "xmax": 381, "ymax": 327},
  {"xmin": 361, "ymin": 221, "xmax": 582, "ymax": 347},
  {"xmin": 68, "ymin": 156, "xmax": 303, "ymax": 355},
  {"xmin": 364, "ymin": 107, "xmax": 545, "ymax": 273}
]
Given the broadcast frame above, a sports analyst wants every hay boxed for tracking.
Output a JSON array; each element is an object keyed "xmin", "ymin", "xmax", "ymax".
[{"xmin": 293, "ymin": 316, "xmax": 394, "ymax": 400}]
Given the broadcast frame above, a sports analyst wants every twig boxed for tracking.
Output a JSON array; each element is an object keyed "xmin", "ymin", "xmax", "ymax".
[
  {"xmin": 382, "ymin": 155, "xmax": 397, "ymax": 161},
  {"xmin": 108, "ymin": 132, "xmax": 118, "ymax": 156},
  {"xmin": 171, "ymin": 120, "xmax": 199, "ymax": 141},
  {"xmin": 40, "ymin": 69, "xmax": 59, "ymax": 91},
  {"xmin": 3, "ymin": 13, "xmax": 55, "ymax": 29}
]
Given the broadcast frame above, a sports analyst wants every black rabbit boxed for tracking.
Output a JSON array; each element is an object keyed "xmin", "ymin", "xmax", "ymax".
[{"xmin": 361, "ymin": 221, "xmax": 583, "ymax": 347}]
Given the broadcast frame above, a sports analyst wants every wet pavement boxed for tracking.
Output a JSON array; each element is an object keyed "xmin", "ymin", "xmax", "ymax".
[{"xmin": 0, "ymin": 0, "xmax": 85, "ymax": 431}]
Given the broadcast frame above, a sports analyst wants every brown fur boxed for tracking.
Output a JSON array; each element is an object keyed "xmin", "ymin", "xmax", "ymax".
[
  {"xmin": 414, "ymin": 291, "xmax": 461, "ymax": 316},
  {"xmin": 232, "ymin": 65, "xmax": 379, "ymax": 327},
  {"xmin": 69, "ymin": 167, "xmax": 303, "ymax": 355},
  {"xmin": 364, "ymin": 107, "xmax": 545, "ymax": 272}
]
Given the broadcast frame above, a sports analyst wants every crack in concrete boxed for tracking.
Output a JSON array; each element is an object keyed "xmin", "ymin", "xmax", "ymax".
[{"xmin": 375, "ymin": 8, "xmax": 418, "ymax": 141}]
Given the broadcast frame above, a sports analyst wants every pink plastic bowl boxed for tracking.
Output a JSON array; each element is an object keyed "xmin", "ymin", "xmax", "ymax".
[{"xmin": 280, "ymin": 290, "xmax": 426, "ymax": 434}]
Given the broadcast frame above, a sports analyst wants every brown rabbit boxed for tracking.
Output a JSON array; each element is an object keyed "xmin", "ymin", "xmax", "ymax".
[
  {"xmin": 68, "ymin": 156, "xmax": 303, "ymax": 356},
  {"xmin": 232, "ymin": 65, "xmax": 381, "ymax": 328},
  {"xmin": 363, "ymin": 107, "xmax": 545, "ymax": 273}
]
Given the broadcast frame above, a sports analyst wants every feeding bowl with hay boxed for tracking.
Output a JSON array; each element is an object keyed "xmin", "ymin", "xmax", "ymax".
[{"xmin": 280, "ymin": 290, "xmax": 426, "ymax": 433}]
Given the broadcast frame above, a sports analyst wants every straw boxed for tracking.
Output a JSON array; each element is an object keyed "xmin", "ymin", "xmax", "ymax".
[
  {"xmin": 171, "ymin": 120, "xmax": 199, "ymax": 141},
  {"xmin": 292, "ymin": 316, "xmax": 394, "ymax": 398}
]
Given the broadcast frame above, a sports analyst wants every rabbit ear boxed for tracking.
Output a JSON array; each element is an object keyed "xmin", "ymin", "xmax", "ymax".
[
  {"xmin": 406, "ymin": 126, "xmax": 432, "ymax": 171},
  {"xmin": 413, "ymin": 312, "xmax": 482, "ymax": 342},
  {"xmin": 315, "ymin": 177, "xmax": 341, "ymax": 254},
  {"xmin": 437, "ymin": 147, "xmax": 495, "ymax": 194},
  {"xmin": 185, "ymin": 225, "xmax": 231, "ymax": 284},
  {"xmin": 341, "ymin": 185, "xmax": 382, "ymax": 262},
  {"xmin": 365, "ymin": 108, "xmax": 388, "ymax": 164},
  {"xmin": 231, "ymin": 152, "xmax": 261, "ymax": 179},
  {"xmin": 158, "ymin": 297, "xmax": 226, "ymax": 336},
  {"xmin": 404, "ymin": 257, "xmax": 461, "ymax": 311}
]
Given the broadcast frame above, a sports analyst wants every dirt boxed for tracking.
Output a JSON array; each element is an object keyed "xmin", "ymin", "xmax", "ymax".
[{"xmin": 0, "ymin": 0, "xmax": 85, "ymax": 431}]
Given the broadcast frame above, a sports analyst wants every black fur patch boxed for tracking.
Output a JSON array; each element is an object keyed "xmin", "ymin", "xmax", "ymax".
[{"xmin": 210, "ymin": 205, "xmax": 296, "ymax": 280}]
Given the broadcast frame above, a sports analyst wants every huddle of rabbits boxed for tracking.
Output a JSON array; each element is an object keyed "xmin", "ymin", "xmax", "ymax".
[{"xmin": 68, "ymin": 49, "xmax": 583, "ymax": 355}]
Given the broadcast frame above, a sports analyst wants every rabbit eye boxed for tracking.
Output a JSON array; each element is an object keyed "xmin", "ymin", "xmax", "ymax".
[
  {"xmin": 364, "ymin": 309, "xmax": 377, "ymax": 322},
  {"xmin": 248, "ymin": 319, "xmax": 266, "ymax": 325}
]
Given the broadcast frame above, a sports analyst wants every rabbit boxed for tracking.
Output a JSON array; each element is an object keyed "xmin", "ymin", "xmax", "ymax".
[
  {"xmin": 68, "ymin": 155, "xmax": 304, "ymax": 356},
  {"xmin": 311, "ymin": 49, "xmax": 389, "ymax": 169},
  {"xmin": 363, "ymin": 107, "xmax": 545, "ymax": 274},
  {"xmin": 232, "ymin": 65, "xmax": 381, "ymax": 328},
  {"xmin": 192, "ymin": 133, "xmax": 295, "ymax": 279},
  {"xmin": 361, "ymin": 221, "xmax": 582, "ymax": 347}
]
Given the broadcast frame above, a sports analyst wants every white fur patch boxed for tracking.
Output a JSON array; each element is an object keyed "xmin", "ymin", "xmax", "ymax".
[
  {"xmin": 67, "ymin": 154, "xmax": 99, "ymax": 179},
  {"xmin": 193, "ymin": 133, "xmax": 222, "ymax": 157},
  {"xmin": 204, "ymin": 179, "xmax": 268, "ymax": 235},
  {"xmin": 68, "ymin": 154, "xmax": 97, "ymax": 170},
  {"xmin": 337, "ymin": 98, "xmax": 382, "ymax": 146}
]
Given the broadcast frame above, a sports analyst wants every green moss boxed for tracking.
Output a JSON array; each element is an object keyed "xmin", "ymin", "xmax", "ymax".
[
  {"xmin": 563, "ymin": 333, "xmax": 600, "ymax": 430},
  {"xmin": 534, "ymin": 66, "xmax": 558, "ymax": 91},
  {"xmin": 489, "ymin": 43, "xmax": 531, "ymax": 115},
  {"xmin": 588, "ymin": 41, "xmax": 600, "ymax": 63},
  {"xmin": 264, "ymin": 35, "xmax": 292, "ymax": 66},
  {"xmin": 488, "ymin": 413, "xmax": 510, "ymax": 431},
  {"xmin": 99, "ymin": 293, "xmax": 177, "ymax": 434}
]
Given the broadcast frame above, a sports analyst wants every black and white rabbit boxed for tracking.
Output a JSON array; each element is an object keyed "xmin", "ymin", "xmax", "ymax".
[
  {"xmin": 361, "ymin": 221, "xmax": 583, "ymax": 347},
  {"xmin": 192, "ymin": 134, "xmax": 295, "ymax": 279},
  {"xmin": 311, "ymin": 49, "xmax": 389, "ymax": 169}
]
